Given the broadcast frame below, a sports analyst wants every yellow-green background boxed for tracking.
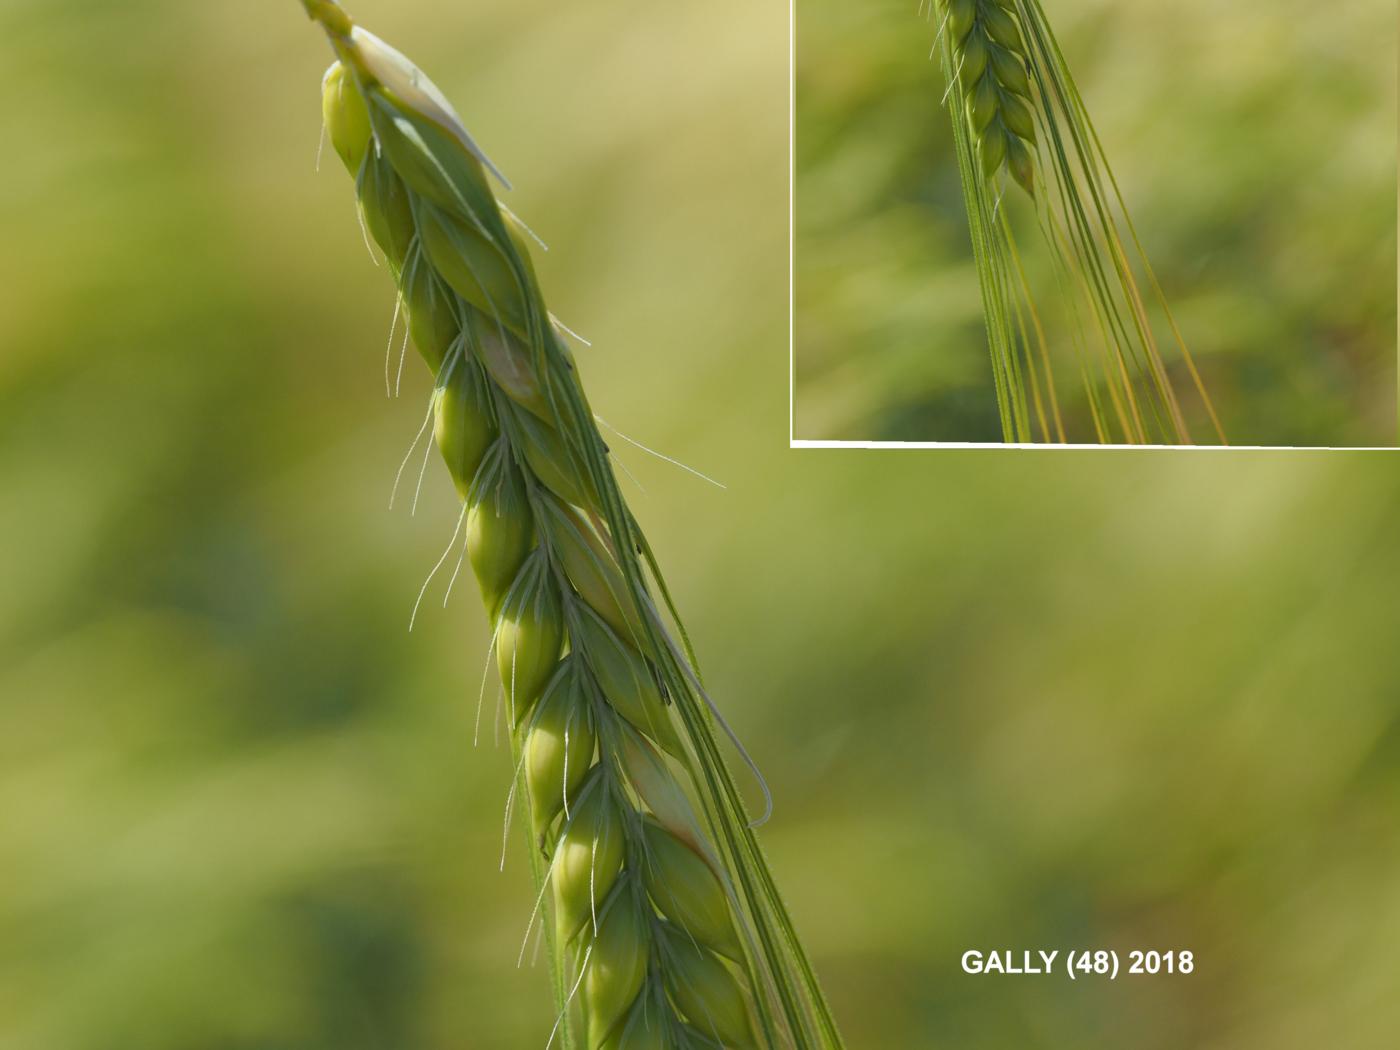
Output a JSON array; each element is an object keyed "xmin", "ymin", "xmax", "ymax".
[
  {"xmin": 2, "ymin": 1, "xmax": 1398, "ymax": 1047},
  {"xmin": 795, "ymin": 0, "xmax": 1397, "ymax": 445}
]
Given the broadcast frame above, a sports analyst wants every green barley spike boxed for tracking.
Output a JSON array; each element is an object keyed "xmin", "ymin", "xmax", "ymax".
[
  {"xmin": 297, "ymin": 2, "xmax": 845, "ymax": 1047},
  {"xmin": 932, "ymin": 0, "xmax": 1227, "ymax": 445}
]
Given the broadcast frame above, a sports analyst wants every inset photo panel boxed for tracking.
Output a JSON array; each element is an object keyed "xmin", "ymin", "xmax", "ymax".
[{"xmin": 793, "ymin": 1, "xmax": 1398, "ymax": 447}]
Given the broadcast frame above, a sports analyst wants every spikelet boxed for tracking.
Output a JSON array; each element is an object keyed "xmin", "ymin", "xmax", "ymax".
[
  {"xmin": 554, "ymin": 774, "xmax": 627, "ymax": 945},
  {"xmin": 641, "ymin": 819, "xmax": 742, "ymax": 962},
  {"xmin": 524, "ymin": 660, "xmax": 597, "ymax": 829},
  {"xmin": 494, "ymin": 550, "xmax": 564, "ymax": 725},
  {"xmin": 431, "ymin": 350, "xmax": 494, "ymax": 495},
  {"xmin": 582, "ymin": 882, "xmax": 650, "ymax": 1047},
  {"xmin": 659, "ymin": 921, "xmax": 757, "ymax": 1049}
]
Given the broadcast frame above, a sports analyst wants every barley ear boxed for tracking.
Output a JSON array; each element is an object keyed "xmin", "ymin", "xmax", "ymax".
[
  {"xmin": 301, "ymin": 4, "xmax": 846, "ymax": 1046},
  {"xmin": 931, "ymin": 0, "xmax": 1226, "ymax": 445}
]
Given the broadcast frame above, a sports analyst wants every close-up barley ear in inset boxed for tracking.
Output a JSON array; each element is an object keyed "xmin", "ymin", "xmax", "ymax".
[
  {"xmin": 929, "ymin": 0, "xmax": 1227, "ymax": 445},
  {"xmin": 296, "ymin": 2, "xmax": 844, "ymax": 1047}
]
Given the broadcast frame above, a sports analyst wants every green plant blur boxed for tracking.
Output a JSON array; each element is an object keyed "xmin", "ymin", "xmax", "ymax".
[
  {"xmin": 1, "ymin": 1, "xmax": 1398, "ymax": 1048},
  {"xmin": 795, "ymin": 0, "xmax": 1397, "ymax": 445}
]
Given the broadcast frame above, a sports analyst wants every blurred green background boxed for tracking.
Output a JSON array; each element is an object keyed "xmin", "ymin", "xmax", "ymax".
[
  {"xmin": 2, "ymin": 1, "xmax": 1399, "ymax": 1048},
  {"xmin": 795, "ymin": 0, "xmax": 1398, "ymax": 445}
]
